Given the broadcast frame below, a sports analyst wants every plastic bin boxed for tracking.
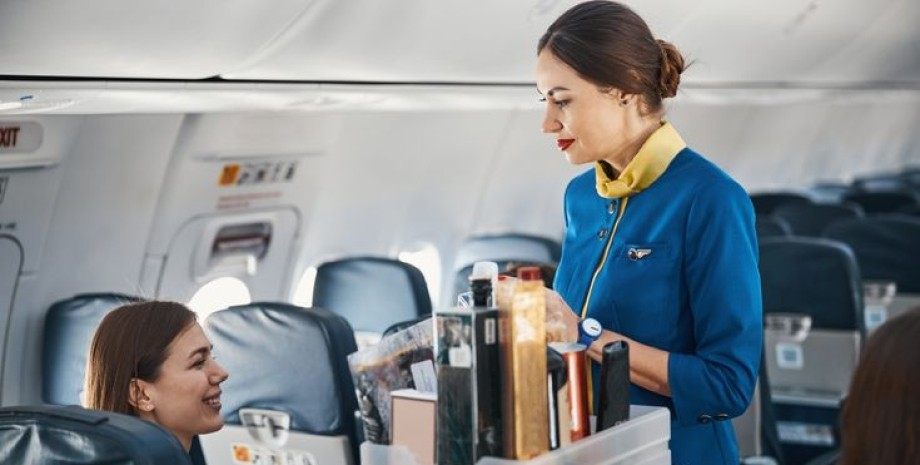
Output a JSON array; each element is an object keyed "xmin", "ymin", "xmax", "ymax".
[{"xmin": 361, "ymin": 405, "xmax": 670, "ymax": 465}]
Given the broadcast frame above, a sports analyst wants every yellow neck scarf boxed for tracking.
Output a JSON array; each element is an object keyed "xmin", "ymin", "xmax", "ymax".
[{"xmin": 595, "ymin": 121, "xmax": 687, "ymax": 199}]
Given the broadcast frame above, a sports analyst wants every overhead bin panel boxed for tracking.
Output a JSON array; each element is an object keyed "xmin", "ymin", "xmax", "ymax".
[
  {"xmin": 0, "ymin": 0, "xmax": 317, "ymax": 79},
  {"xmin": 664, "ymin": 0, "xmax": 920, "ymax": 85},
  {"xmin": 221, "ymin": 0, "xmax": 576, "ymax": 83},
  {"xmin": 225, "ymin": 0, "xmax": 920, "ymax": 86}
]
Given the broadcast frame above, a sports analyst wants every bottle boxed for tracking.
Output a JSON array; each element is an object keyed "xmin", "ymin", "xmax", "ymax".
[{"xmin": 500, "ymin": 266, "xmax": 549, "ymax": 459}]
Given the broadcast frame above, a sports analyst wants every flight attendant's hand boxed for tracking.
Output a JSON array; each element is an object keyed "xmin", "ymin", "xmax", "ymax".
[{"xmin": 545, "ymin": 289, "xmax": 579, "ymax": 343}]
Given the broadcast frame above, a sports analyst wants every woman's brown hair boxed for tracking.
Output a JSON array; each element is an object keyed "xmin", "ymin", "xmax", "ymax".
[
  {"xmin": 84, "ymin": 301, "xmax": 197, "ymax": 415},
  {"xmin": 839, "ymin": 307, "xmax": 920, "ymax": 465},
  {"xmin": 537, "ymin": 0, "xmax": 685, "ymax": 113}
]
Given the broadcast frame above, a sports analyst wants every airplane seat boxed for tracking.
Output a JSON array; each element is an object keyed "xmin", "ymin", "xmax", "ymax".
[
  {"xmin": 201, "ymin": 302, "xmax": 359, "ymax": 465},
  {"xmin": 824, "ymin": 216, "xmax": 920, "ymax": 329},
  {"xmin": 840, "ymin": 189, "xmax": 920, "ymax": 214},
  {"xmin": 807, "ymin": 183, "xmax": 850, "ymax": 204},
  {"xmin": 802, "ymin": 449, "xmax": 840, "ymax": 465},
  {"xmin": 382, "ymin": 315, "xmax": 431, "ymax": 337},
  {"xmin": 758, "ymin": 237, "xmax": 863, "ymax": 465},
  {"xmin": 749, "ymin": 192, "xmax": 812, "ymax": 215},
  {"xmin": 736, "ymin": 346, "xmax": 786, "ymax": 465},
  {"xmin": 755, "ymin": 217, "xmax": 792, "ymax": 238},
  {"xmin": 451, "ymin": 233, "xmax": 561, "ymax": 299},
  {"xmin": 900, "ymin": 167, "xmax": 920, "ymax": 191},
  {"xmin": 0, "ymin": 404, "xmax": 191, "ymax": 464},
  {"xmin": 851, "ymin": 174, "xmax": 912, "ymax": 192},
  {"xmin": 313, "ymin": 256, "xmax": 432, "ymax": 347},
  {"xmin": 42, "ymin": 293, "xmax": 144, "ymax": 405},
  {"xmin": 896, "ymin": 203, "xmax": 920, "ymax": 217},
  {"xmin": 772, "ymin": 203, "xmax": 864, "ymax": 237}
]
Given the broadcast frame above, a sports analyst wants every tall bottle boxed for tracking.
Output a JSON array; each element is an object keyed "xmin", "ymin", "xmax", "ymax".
[
  {"xmin": 435, "ymin": 262, "xmax": 503, "ymax": 465},
  {"xmin": 499, "ymin": 266, "xmax": 549, "ymax": 459}
]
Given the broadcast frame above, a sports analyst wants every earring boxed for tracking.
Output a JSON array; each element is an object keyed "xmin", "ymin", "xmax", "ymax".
[{"xmin": 144, "ymin": 404, "xmax": 154, "ymax": 411}]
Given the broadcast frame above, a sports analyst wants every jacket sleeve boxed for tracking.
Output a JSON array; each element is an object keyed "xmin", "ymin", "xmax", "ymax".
[{"xmin": 667, "ymin": 180, "xmax": 763, "ymax": 426}]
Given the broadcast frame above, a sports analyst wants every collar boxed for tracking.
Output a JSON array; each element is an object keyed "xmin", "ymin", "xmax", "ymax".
[{"xmin": 595, "ymin": 121, "xmax": 686, "ymax": 199}]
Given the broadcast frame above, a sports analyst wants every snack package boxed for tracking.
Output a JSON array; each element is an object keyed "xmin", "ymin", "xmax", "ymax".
[{"xmin": 347, "ymin": 318, "xmax": 435, "ymax": 444}]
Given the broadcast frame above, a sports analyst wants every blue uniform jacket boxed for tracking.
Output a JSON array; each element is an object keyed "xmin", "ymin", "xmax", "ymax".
[{"xmin": 554, "ymin": 147, "xmax": 763, "ymax": 465}]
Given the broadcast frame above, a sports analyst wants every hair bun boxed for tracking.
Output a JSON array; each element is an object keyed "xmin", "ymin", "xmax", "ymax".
[{"xmin": 656, "ymin": 39, "xmax": 684, "ymax": 99}]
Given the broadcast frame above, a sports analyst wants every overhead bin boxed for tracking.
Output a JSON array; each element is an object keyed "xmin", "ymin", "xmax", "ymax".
[
  {"xmin": 0, "ymin": 0, "xmax": 316, "ymax": 79},
  {"xmin": 0, "ymin": 0, "xmax": 918, "ymax": 85}
]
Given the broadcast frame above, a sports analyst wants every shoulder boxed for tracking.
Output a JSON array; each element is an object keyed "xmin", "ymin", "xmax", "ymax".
[
  {"xmin": 666, "ymin": 148, "xmax": 750, "ymax": 206},
  {"xmin": 671, "ymin": 148, "xmax": 745, "ymax": 194},
  {"xmin": 564, "ymin": 166, "xmax": 597, "ymax": 198}
]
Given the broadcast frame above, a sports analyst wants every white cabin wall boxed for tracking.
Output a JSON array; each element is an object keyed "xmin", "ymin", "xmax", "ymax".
[
  {"xmin": 2, "ymin": 114, "xmax": 183, "ymax": 405},
  {"xmin": 293, "ymin": 109, "xmax": 550, "ymax": 306},
  {"xmin": 0, "ymin": 116, "xmax": 85, "ymax": 405},
  {"xmin": 2, "ymin": 94, "xmax": 919, "ymax": 406},
  {"xmin": 668, "ymin": 91, "xmax": 920, "ymax": 191}
]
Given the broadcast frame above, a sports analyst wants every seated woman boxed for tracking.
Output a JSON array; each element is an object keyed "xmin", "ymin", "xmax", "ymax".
[
  {"xmin": 84, "ymin": 301, "xmax": 229, "ymax": 452},
  {"xmin": 839, "ymin": 306, "xmax": 920, "ymax": 465}
]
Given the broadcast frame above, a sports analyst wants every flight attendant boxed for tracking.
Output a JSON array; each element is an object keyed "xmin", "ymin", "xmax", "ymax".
[{"xmin": 536, "ymin": 2, "xmax": 762, "ymax": 464}]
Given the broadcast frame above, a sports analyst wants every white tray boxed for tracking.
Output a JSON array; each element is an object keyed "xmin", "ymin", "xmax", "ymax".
[{"xmin": 361, "ymin": 405, "xmax": 671, "ymax": 465}]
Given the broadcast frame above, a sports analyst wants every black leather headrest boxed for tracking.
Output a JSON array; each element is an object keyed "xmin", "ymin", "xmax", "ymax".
[
  {"xmin": 42, "ymin": 293, "xmax": 143, "ymax": 405},
  {"xmin": 749, "ymin": 192, "xmax": 812, "ymax": 215},
  {"xmin": 824, "ymin": 216, "xmax": 920, "ymax": 293},
  {"xmin": 453, "ymin": 233, "xmax": 561, "ymax": 271},
  {"xmin": 759, "ymin": 237, "xmax": 863, "ymax": 332},
  {"xmin": 204, "ymin": 302, "xmax": 358, "ymax": 440},
  {"xmin": 851, "ymin": 175, "xmax": 911, "ymax": 192},
  {"xmin": 0, "ymin": 405, "xmax": 191, "ymax": 465},
  {"xmin": 451, "ymin": 233, "xmax": 561, "ymax": 298},
  {"xmin": 842, "ymin": 190, "xmax": 920, "ymax": 214},
  {"xmin": 772, "ymin": 203, "xmax": 864, "ymax": 237},
  {"xmin": 755, "ymin": 217, "xmax": 792, "ymax": 239},
  {"xmin": 313, "ymin": 256, "xmax": 431, "ymax": 333}
]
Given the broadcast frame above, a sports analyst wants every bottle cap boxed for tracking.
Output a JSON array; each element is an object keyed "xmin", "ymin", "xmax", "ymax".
[
  {"xmin": 517, "ymin": 266, "xmax": 542, "ymax": 282},
  {"xmin": 470, "ymin": 260, "xmax": 499, "ymax": 280}
]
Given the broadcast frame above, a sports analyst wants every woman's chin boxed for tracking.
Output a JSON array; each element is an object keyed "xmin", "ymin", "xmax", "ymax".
[
  {"xmin": 564, "ymin": 152, "xmax": 591, "ymax": 165},
  {"xmin": 200, "ymin": 420, "xmax": 224, "ymax": 435}
]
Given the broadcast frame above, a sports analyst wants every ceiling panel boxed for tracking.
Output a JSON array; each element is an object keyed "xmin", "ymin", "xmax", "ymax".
[{"xmin": 0, "ymin": 0, "xmax": 316, "ymax": 79}]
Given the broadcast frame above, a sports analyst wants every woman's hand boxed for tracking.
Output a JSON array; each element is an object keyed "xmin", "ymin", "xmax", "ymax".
[{"xmin": 545, "ymin": 288, "xmax": 579, "ymax": 343}]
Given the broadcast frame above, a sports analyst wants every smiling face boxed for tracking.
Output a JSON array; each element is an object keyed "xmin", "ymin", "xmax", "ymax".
[
  {"xmin": 536, "ymin": 50, "xmax": 646, "ymax": 170},
  {"xmin": 133, "ymin": 322, "xmax": 228, "ymax": 450}
]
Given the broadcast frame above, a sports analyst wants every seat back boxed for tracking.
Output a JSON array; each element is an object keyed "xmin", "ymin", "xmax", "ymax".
[
  {"xmin": 382, "ymin": 315, "xmax": 431, "ymax": 338},
  {"xmin": 841, "ymin": 190, "xmax": 920, "ymax": 214},
  {"xmin": 451, "ymin": 233, "xmax": 561, "ymax": 298},
  {"xmin": 736, "ymin": 347, "xmax": 785, "ymax": 465},
  {"xmin": 313, "ymin": 257, "xmax": 431, "ymax": 338},
  {"xmin": 0, "ymin": 405, "xmax": 191, "ymax": 465},
  {"xmin": 42, "ymin": 293, "xmax": 143, "ymax": 405},
  {"xmin": 760, "ymin": 238, "xmax": 864, "ymax": 333},
  {"xmin": 772, "ymin": 203, "xmax": 863, "ymax": 237},
  {"xmin": 851, "ymin": 174, "xmax": 911, "ymax": 192},
  {"xmin": 825, "ymin": 216, "xmax": 920, "ymax": 330},
  {"xmin": 758, "ymin": 238, "xmax": 862, "ymax": 464},
  {"xmin": 201, "ymin": 302, "xmax": 359, "ymax": 465},
  {"xmin": 824, "ymin": 216, "xmax": 920, "ymax": 294},
  {"xmin": 749, "ymin": 192, "xmax": 812, "ymax": 215},
  {"xmin": 756, "ymin": 217, "xmax": 792, "ymax": 239},
  {"xmin": 807, "ymin": 183, "xmax": 850, "ymax": 204}
]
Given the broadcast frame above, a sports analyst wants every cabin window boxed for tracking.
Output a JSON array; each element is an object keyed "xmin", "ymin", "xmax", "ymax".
[
  {"xmin": 292, "ymin": 266, "xmax": 318, "ymax": 307},
  {"xmin": 188, "ymin": 276, "xmax": 252, "ymax": 321},
  {"xmin": 398, "ymin": 244, "xmax": 441, "ymax": 306}
]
